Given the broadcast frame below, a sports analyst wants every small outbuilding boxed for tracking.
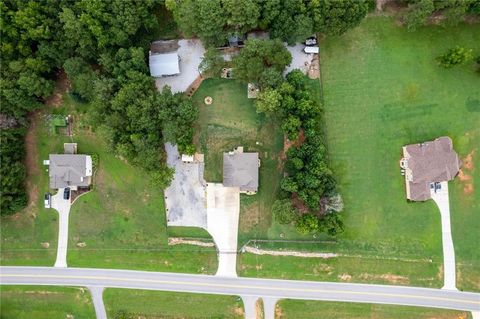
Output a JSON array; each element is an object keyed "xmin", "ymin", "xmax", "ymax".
[{"xmin": 149, "ymin": 40, "xmax": 181, "ymax": 77}]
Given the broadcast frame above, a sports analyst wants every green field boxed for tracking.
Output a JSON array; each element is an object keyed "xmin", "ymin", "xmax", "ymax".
[
  {"xmin": 0, "ymin": 286, "xmax": 95, "ymax": 319},
  {"xmin": 104, "ymin": 289, "xmax": 244, "ymax": 318},
  {"xmin": 276, "ymin": 300, "xmax": 472, "ymax": 319},
  {"xmin": 239, "ymin": 18, "xmax": 480, "ymax": 290},
  {"xmin": 192, "ymin": 79, "xmax": 285, "ymax": 241},
  {"xmin": 1, "ymin": 95, "xmax": 217, "ymax": 273}
]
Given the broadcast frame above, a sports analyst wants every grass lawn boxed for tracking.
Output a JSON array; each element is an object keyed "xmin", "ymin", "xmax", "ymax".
[
  {"xmin": 239, "ymin": 17, "xmax": 480, "ymax": 290},
  {"xmin": 1, "ymin": 94, "xmax": 217, "ymax": 273},
  {"xmin": 192, "ymin": 79, "xmax": 284, "ymax": 242},
  {"xmin": 276, "ymin": 300, "xmax": 472, "ymax": 319},
  {"xmin": 103, "ymin": 288, "xmax": 244, "ymax": 319},
  {"xmin": 0, "ymin": 286, "xmax": 95, "ymax": 319}
]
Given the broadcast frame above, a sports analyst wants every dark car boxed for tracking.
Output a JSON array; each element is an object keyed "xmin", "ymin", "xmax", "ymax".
[{"xmin": 63, "ymin": 187, "xmax": 71, "ymax": 200}]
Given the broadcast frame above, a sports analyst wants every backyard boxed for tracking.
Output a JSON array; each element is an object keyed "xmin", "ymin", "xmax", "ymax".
[
  {"xmin": 239, "ymin": 17, "xmax": 480, "ymax": 291},
  {"xmin": 192, "ymin": 79, "xmax": 285, "ymax": 241},
  {"xmin": 0, "ymin": 286, "xmax": 95, "ymax": 319},
  {"xmin": 0, "ymin": 94, "xmax": 217, "ymax": 273}
]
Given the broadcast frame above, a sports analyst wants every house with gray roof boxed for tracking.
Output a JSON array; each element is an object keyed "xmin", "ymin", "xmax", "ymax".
[
  {"xmin": 48, "ymin": 154, "xmax": 92, "ymax": 189},
  {"xmin": 400, "ymin": 136, "xmax": 461, "ymax": 201},
  {"xmin": 223, "ymin": 147, "xmax": 259, "ymax": 194}
]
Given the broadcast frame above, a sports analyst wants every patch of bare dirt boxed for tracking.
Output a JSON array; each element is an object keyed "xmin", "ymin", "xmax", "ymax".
[
  {"xmin": 24, "ymin": 112, "xmax": 41, "ymax": 210},
  {"xmin": 359, "ymin": 273, "xmax": 410, "ymax": 285},
  {"xmin": 233, "ymin": 306, "xmax": 244, "ymax": 316},
  {"xmin": 255, "ymin": 299, "xmax": 264, "ymax": 319},
  {"xmin": 40, "ymin": 242, "xmax": 50, "ymax": 248},
  {"xmin": 244, "ymin": 246, "xmax": 338, "ymax": 258},
  {"xmin": 275, "ymin": 304, "xmax": 284, "ymax": 319},
  {"xmin": 459, "ymin": 150, "xmax": 475, "ymax": 195},
  {"xmin": 338, "ymin": 273, "xmax": 353, "ymax": 281},
  {"xmin": 463, "ymin": 150, "xmax": 474, "ymax": 170},
  {"xmin": 168, "ymin": 237, "xmax": 215, "ymax": 247},
  {"xmin": 44, "ymin": 71, "xmax": 70, "ymax": 108},
  {"xmin": 291, "ymin": 193, "xmax": 309, "ymax": 214}
]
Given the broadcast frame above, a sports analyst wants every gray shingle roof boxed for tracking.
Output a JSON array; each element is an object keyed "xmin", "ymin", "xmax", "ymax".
[
  {"xmin": 49, "ymin": 154, "xmax": 92, "ymax": 189},
  {"xmin": 223, "ymin": 152, "xmax": 259, "ymax": 192},
  {"xmin": 403, "ymin": 137, "xmax": 461, "ymax": 201}
]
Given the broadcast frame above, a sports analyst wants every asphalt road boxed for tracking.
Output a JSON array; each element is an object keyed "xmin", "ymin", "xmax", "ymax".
[{"xmin": 1, "ymin": 266, "xmax": 479, "ymax": 312}]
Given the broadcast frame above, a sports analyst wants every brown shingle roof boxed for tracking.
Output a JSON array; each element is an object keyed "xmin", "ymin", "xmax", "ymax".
[{"xmin": 403, "ymin": 137, "xmax": 461, "ymax": 201}]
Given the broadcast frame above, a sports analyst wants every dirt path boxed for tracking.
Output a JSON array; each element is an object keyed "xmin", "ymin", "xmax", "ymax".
[
  {"xmin": 24, "ymin": 112, "xmax": 41, "ymax": 209},
  {"xmin": 24, "ymin": 72, "xmax": 70, "ymax": 209},
  {"xmin": 168, "ymin": 237, "xmax": 215, "ymax": 247},
  {"xmin": 244, "ymin": 246, "xmax": 338, "ymax": 258},
  {"xmin": 44, "ymin": 71, "xmax": 70, "ymax": 108}
]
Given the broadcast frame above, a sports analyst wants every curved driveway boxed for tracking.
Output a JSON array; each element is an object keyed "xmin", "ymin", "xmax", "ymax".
[{"xmin": 1, "ymin": 267, "xmax": 479, "ymax": 312}]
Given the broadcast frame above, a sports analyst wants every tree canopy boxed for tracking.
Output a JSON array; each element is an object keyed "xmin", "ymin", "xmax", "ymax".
[
  {"xmin": 232, "ymin": 39, "xmax": 292, "ymax": 83},
  {"xmin": 167, "ymin": 0, "xmax": 371, "ymax": 46}
]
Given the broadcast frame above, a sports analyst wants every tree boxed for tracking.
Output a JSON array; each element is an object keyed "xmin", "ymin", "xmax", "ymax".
[
  {"xmin": 255, "ymin": 88, "xmax": 282, "ymax": 113},
  {"xmin": 259, "ymin": 68, "xmax": 284, "ymax": 89},
  {"xmin": 281, "ymin": 176, "xmax": 298, "ymax": 193},
  {"xmin": 281, "ymin": 115, "xmax": 301, "ymax": 140},
  {"xmin": 0, "ymin": 128, "xmax": 28, "ymax": 216},
  {"xmin": 404, "ymin": 0, "xmax": 434, "ymax": 31},
  {"xmin": 310, "ymin": 0, "xmax": 369, "ymax": 36},
  {"xmin": 320, "ymin": 213, "xmax": 344, "ymax": 236},
  {"xmin": 195, "ymin": 0, "xmax": 227, "ymax": 47},
  {"xmin": 295, "ymin": 214, "xmax": 319, "ymax": 234},
  {"xmin": 269, "ymin": 0, "xmax": 312, "ymax": 45},
  {"xmin": 437, "ymin": 46, "xmax": 473, "ymax": 68},
  {"xmin": 272, "ymin": 199, "xmax": 298, "ymax": 224},
  {"xmin": 223, "ymin": 0, "xmax": 260, "ymax": 33},
  {"xmin": 199, "ymin": 48, "xmax": 225, "ymax": 77},
  {"xmin": 232, "ymin": 39, "xmax": 292, "ymax": 83}
]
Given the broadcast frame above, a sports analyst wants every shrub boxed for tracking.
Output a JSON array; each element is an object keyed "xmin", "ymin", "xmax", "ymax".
[
  {"xmin": 437, "ymin": 46, "xmax": 473, "ymax": 68},
  {"xmin": 272, "ymin": 199, "xmax": 298, "ymax": 225},
  {"xmin": 295, "ymin": 214, "xmax": 319, "ymax": 234}
]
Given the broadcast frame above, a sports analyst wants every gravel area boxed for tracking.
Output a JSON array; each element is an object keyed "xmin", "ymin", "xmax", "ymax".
[
  {"xmin": 164, "ymin": 143, "xmax": 207, "ymax": 228},
  {"xmin": 285, "ymin": 43, "xmax": 314, "ymax": 75},
  {"xmin": 155, "ymin": 39, "xmax": 206, "ymax": 93}
]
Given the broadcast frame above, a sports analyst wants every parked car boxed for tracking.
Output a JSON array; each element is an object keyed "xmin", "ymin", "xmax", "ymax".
[
  {"xmin": 63, "ymin": 187, "xmax": 70, "ymax": 200},
  {"xmin": 44, "ymin": 193, "xmax": 51, "ymax": 208},
  {"xmin": 305, "ymin": 36, "xmax": 317, "ymax": 46}
]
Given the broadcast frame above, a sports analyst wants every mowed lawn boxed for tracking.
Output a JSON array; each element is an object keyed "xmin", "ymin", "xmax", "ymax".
[
  {"xmin": 320, "ymin": 18, "xmax": 479, "ymax": 289},
  {"xmin": 239, "ymin": 18, "xmax": 479, "ymax": 291},
  {"xmin": 192, "ymin": 79, "xmax": 284, "ymax": 242},
  {"xmin": 0, "ymin": 286, "xmax": 95, "ymax": 319},
  {"xmin": 1, "ymin": 95, "xmax": 217, "ymax": 273},
  {"xmin": 104, "ymin": 289, "xmax": 244, "ymax": 318},
  {"xmin": 276, "ymin": 300, "xmax": 472, "ymax": 319}
]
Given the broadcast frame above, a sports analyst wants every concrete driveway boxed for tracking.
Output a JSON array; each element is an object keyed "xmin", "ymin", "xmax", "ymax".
[
  {"xmin": 206, "ymin": 183, "xmax": 240, "ymax": 277},
  {"xmin": 430, "ymin": 181, "xmax": 457, "ymax": 290},
  {"xmin": 155, "ymin": 39, "xmax": 205, "ymax": 93},
  {"xmin": 164, "ymin": 143, "xmax": 207, "ymax": 228},
  {"xmin": 51, "ymin": 188, "xmax": 71, "ymax": 268}
]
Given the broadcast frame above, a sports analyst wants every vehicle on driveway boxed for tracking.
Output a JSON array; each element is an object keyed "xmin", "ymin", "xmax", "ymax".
[
  {"xmin": 63, "ymin": 187, "xmax": 70, "ymax": 200},
  {"xmin": 44, "ymin": 193, "xmax": 51, "ymax": 208}
]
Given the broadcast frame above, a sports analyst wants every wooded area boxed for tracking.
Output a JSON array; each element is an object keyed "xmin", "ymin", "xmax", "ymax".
[{"xmin": 0, "ymin": 0, "xmax": 195, "ymax": 215}]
